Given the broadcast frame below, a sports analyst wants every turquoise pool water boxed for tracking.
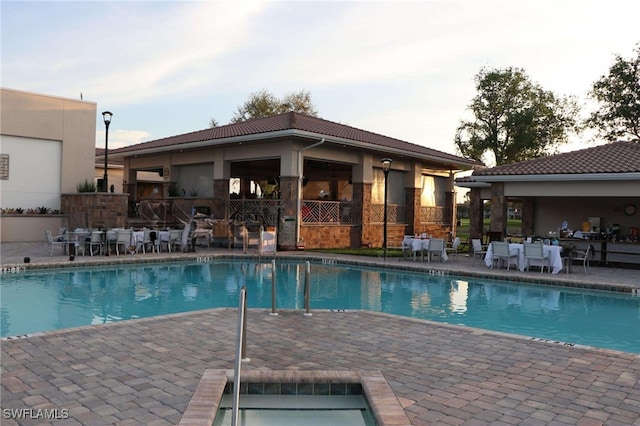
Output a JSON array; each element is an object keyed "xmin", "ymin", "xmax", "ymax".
[{"xmin": 1, "ymin": 260, "xmax": 638, "ymax": 353}]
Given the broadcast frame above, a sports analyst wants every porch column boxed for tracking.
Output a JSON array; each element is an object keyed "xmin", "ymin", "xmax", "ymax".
[
  {"xmin": 278, "ymin": 176, "xmax": 298, "ymax": 250},
  {"xmin": 490, "ymin": 182, "xmax": 507, "ymax": 239},
  {"xmin": 405, "ymin": 162, "xmax": 422, "ymax": 236},
  {"xmin": 469, "ymin": 188, "xmax": 483, "ymax": 242},
  {"xmin": 521, "ymin": 198, "xmax": 535, "ymax": 236},
  {"xmin": 351, "ymin": 154, "xmax": 373, "ymax": 248},
  {"xmin": 212, "ymin": 155, "xmax": 230, "ymax": 220}
]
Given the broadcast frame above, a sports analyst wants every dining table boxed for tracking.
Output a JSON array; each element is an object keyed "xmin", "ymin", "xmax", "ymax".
[{"xmin": 484, "ymin": 242, "xmax": 564, "ymax": 274}]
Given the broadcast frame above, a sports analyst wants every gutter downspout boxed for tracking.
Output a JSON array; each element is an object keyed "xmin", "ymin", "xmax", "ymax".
[{"xmin": 296, "ymin": 138, "xmax": 325, "ymax": 248}]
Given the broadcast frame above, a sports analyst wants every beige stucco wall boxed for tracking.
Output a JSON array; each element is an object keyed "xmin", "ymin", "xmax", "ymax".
[
  {"xmin": 1, "ymin": 88, "xmax": 96, "ymax": 197},
  {"xmin": 504, "ymin": 180, "xmax": 640, "ymax": 197},
  {"xmin": 1, "ymin": 88, "xmax": 97, "ymax": 242}
]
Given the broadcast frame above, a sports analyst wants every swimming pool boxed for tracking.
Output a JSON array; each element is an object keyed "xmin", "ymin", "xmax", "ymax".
[{"xmin": 1, "ymin": 260, "xmax": 638, "ymax": 353}]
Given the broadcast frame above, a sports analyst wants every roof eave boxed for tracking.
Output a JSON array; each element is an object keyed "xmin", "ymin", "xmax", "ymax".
[
  {"xmin": 109, "ymin": 128, "xmax": 480, "ymax": 170},
  {"xmin": 473, "ymin": 173, "xmax": 640, "ymax": 182}
]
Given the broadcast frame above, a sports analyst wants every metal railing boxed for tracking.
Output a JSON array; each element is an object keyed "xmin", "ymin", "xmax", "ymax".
[
  {"xmin": 229, "ymin": 199, "xmax": 283, "ymax": 227},
  {"xmin": 231, "ymin": 285, "xmax": 248, "ymax": 426}
]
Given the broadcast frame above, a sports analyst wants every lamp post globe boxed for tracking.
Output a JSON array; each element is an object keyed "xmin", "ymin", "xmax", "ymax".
[
  {"xmin": 102, "ymin": 111, "xmax": 113, "ymax": 192},
  {"xmin": 381, "ymin": 158, "xmax": 392, "ymax": 260}
]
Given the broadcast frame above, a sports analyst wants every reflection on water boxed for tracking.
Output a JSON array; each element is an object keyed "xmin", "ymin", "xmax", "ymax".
[{"xmin": 1, "ymin": 261, "xmax": 638, "ymax": 353}]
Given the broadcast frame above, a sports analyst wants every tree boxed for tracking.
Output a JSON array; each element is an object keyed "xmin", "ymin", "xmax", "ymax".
[
  {"xmin": 587, "ymin": 44, "xmax": 640, "ymax": 142},
  {"xmin": 208, "ymin": 118, "xmax": 219, "ymax": 128},
  {"xmin": 454, "ymin": 67, "xmax": 579, "ymax": 166},
  {"xmin": 230, "ymin": 89, "xmax": 318, "ymax": 123}
]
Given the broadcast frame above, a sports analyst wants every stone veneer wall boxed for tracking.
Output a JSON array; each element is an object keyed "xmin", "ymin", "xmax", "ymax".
[
  {"xmin": 300, "ymin": 225, "xmax": 353, "ymax": 249},
  {"xmin": 61, "ymin": 193, "xmax": 129, "ymax": 230}
]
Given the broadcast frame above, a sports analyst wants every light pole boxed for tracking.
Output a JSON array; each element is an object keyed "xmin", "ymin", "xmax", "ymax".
[
  {"xmin": 102, "ymin": 111, "xmax": 113, "ymax": 192},
  {"xmin": 381, "ymin": 158, "xmax": 392, "ymax": 260}
]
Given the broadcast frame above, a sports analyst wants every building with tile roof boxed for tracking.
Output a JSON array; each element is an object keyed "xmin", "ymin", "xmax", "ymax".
[
  {"xmin": 456, "ymin": 141, "xmax": 640, "ymax": 265},
  {"xmin": 106, "ymin": 112, "xmax": 482, "ymax": 249}
]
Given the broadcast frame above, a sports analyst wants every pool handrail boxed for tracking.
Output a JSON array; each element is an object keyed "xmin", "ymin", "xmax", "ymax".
[{"xmin": 231, "ymin": 285, "xmax": 248, "ymax": 426}]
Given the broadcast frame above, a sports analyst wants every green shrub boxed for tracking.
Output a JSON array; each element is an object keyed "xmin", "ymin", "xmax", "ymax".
[{"xmin": 76, "ymin": 179, "xmax": 97, "ymax": 193}]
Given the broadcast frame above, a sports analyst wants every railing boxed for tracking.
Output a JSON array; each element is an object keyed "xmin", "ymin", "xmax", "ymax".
[
  {"xmin": 419, "ymin": 206, "xmax": 447, "ymax": 224},
  {"xmin": 135, "ymin": 199, "xmax": 194, "ymax": 225},
  {"xmin": 229, "ymin": 199, "xmax": 283, "ymax": 227},
  {"xmin": 302, "ymin": 201, "xmax": 352, "ymax": 224},
  {"xmin": 231, "ymin": 285, "xmax": 248, "ymax": 426},
  {"xmin": 370, "ymin": 203, "xmax": 405, "ymax": 223}
]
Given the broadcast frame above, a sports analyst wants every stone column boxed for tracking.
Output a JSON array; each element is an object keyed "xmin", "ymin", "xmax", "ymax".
[
  {"xmin": 490, "ymin": 182, "xmax": 507, "ymax": 239},
  {"xmin": 521, "ymin": 198, "xmax": 535, "ymax": 236},
  {"xmin": 404, "ymin": 187, "xmax": 419, "ymax": 236},
  {"xmin": 212, "ymin": 179, "xmax": 229, "ymax": 220},
  {"xmin": 469, "ymin": 188, "xmax": 484, "ymax": 242}
]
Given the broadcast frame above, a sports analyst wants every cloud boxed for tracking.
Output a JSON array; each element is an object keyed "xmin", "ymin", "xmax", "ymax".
[{"xmin": 96, "ymin": 129, "xmax": 151, "ymax": 150}]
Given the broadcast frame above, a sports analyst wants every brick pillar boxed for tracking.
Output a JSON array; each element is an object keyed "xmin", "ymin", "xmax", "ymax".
[
  {"xmin": 352, "ymin": 182, "xmax": 373, "ymax": 248},
  {"xmin": 404, "ymin": 187, "xmax": 419, "ymax": 236},
  {"xmin": 490, "ymin": 182, "xmax": 507, "ymax": 239},
  {"xmin": 212, "ymin": 179, "xmax": 229, "ymax": 219}
]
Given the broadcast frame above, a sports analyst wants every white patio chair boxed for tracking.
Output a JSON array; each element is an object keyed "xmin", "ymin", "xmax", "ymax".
[
  {"xmin": 490, "ymin": 241, "xmax": 519, "ymax": 270},
  {"xmin": 471, "ymin": 238, "xmax": 488, "ymax": 266},
  {"xmin": 523, "ymin": 242, "xmax": 550, "ymax": 273},
  {"xmin": 87, "ymin": 231, "xmax": 103, "ymax": 256},
  {"xmin": 115, "ymin": 229, "xmax": 133, "ymax": 255},
  {"xmin": 168, "ymin": 229, "xmax": 183, "ymax": 253},
  {"xmin": 44, "ymin": 230, "xmax": 67, "ymax": 256},
  {"xmin": 445, "ymin": 237, "xmax": 461, "ymax": 261},
  {"xmin": 141, "ymin": 228, "xmax": 159, "ymax": 253},
  {"xmin": 426, "ymin": 238, "xmax": 445, "ymax": 263}
]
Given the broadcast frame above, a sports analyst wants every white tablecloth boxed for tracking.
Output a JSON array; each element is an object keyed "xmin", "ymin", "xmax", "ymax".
[
  {"xmin": 403, "ymin": 238, "xmax": 448, "ymax": 262},
  {"xmin": 484, "ymin": 243, "xmax": 564, "ymax": 274}
]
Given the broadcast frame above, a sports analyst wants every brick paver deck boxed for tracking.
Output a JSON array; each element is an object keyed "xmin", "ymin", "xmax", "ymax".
[{"xmin": 1, "ymin": 243, "xmax": 639, "ymax": 425}]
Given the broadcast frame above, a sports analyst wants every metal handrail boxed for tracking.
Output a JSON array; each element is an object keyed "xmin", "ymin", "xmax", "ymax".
[
  {"xmin": 304, "ymin": 261, "xmax": 312, "ymax": 316},
  {"xmin": 231, "ymin": 285, "xmax": 248, "ymax": 426}
]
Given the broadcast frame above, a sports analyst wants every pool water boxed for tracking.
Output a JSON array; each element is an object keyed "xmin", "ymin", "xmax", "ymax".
[
  {"xmin": 213, "ymin": 395, "xmax": 375, "ymax": 426},
  {"xmin": 1, "ymin": 260, "xmax": 639, "ymax": 353}
]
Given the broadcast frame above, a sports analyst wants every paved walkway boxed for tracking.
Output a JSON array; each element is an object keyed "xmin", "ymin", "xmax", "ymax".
[{"xmin": 1, "ymin": 242, "xmax": 640, "ymax": 425}]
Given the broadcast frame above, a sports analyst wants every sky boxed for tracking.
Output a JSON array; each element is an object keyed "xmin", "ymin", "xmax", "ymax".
[{"xmin": 2, "ymin": 0, "xmax": 639, "ymax": 161}]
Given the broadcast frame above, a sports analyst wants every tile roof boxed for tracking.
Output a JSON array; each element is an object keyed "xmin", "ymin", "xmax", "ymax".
[
  {"xmin": 95, "ymin": 148, "xmax": 123, "ymax": 166},
  {"xmin": 109, "ymin": 111, "xmax": 480, "ymax": 167},
  {"xmin": 473, "ymin": 141, "xmax": 640, "ymax": 176}
]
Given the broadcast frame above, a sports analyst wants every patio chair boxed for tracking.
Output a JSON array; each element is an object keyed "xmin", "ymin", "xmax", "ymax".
[
  {"xmin": 523, "ymin": 242, "xmax": 550, "ymax": 273},
  {"xmin": 168, "ymin": 229, "xmax": 183, "ymax": 253},
  {"xmin": 141, "ymin": 228, "xmax": 159, "ymax": 253},
  {"xmin": 490, "ymin": 241, "xmax": 519, "ymax": 270},
  {"xmin": 44, "ymin": 230, "xmax": 68, "ymax": 256},
  {"xmin": 445, "ymin": 237, "xmax": 461, "ymax": 261},
  {"xmin": 87, "ymin": 231, "xmax": 103, "ymax": 256},
  {"xmin": 115, "ymin": 229, "xmax": 133, "ymax": 255},
  {"xmin": 572, "ymin": 244, "xmax": 592, "ymax": 274},
  {"xmin": 471, "ymin": 238, "xmax": 488, "ymax": 266},
  {"xmin": 426, "ymin": 238, "xmax": 445, "ymax": 263}
]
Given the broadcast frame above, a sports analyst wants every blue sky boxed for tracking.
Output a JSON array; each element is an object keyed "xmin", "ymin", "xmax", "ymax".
[{"xmin": 2, "ymin": 0, "xmax": 639, "ymax": 159}]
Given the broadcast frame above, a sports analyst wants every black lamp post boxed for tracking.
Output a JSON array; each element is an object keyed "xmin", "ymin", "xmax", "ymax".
[
  {"xmin": 102, "ymin": 111, "xmax": 113, "ymax": 192},
  {"xmin": 381, "ymin": 158, "xmax": 392, "ymax": 260}
]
